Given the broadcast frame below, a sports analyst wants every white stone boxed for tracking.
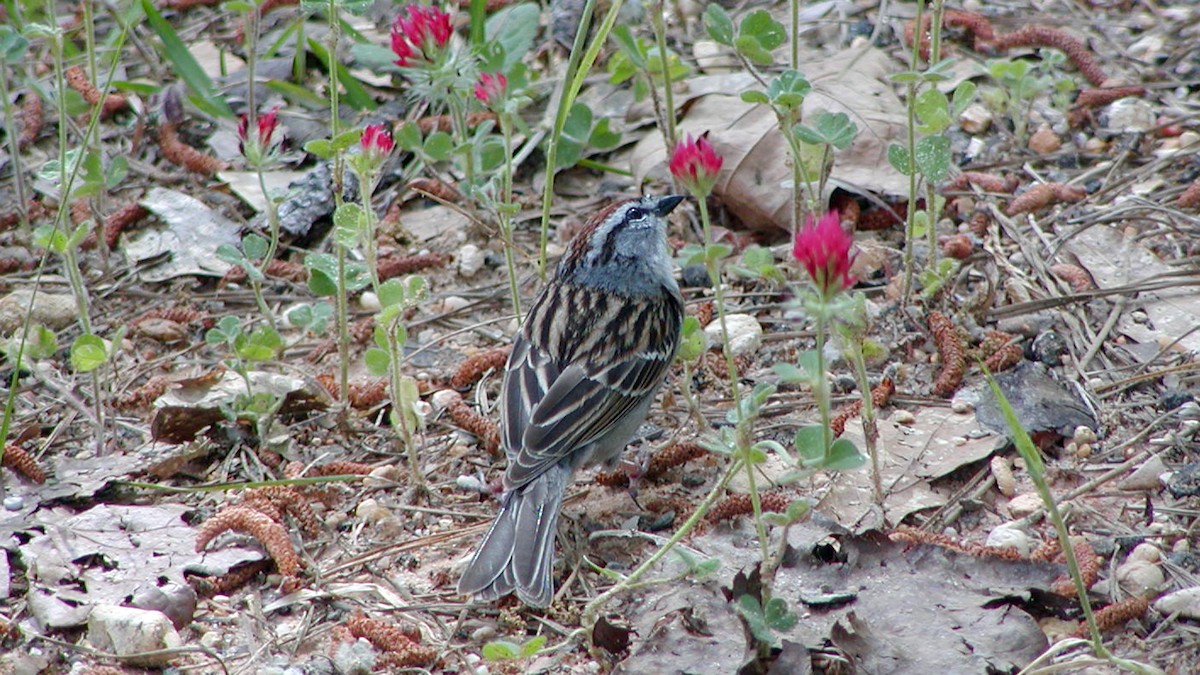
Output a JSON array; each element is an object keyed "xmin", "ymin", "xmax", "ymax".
[
  {"xmin": 359, "ymin": 291, "xmax": 381, "ymax": 312},
  {"xmin": 986, "ymin": 523, "xmax": 1034, "ymax": 556},
  {"xmin": 703, "ymin": 313, "xmax": 762, "ymax": 357},
  {"xmin": 959, "ymin": 103, "xmax": 993, "ymax": 135},
  {"xmin": 1104, "ymin": 98, "xmax": 1155, "ymax": 134},
  {"xmin": 890, "ymin": 410, "xmax": 915, "ymax": 425},
  {"xmin": 1128, "ymin": 543, "xmax": 1161, "ymax": 564},
  {"xmin": 87, "ymin": 606, "xmax": 182, "ymax": 667},
  {"xmin": 430, "ymin": 389, "xmax": 461, "ymax": 412},
  {"xmin": 1154, "ymin": 586, "xmax": 1200, "ymax": 619},
  {"xmin": 1118, "ymin": 454, "xmax": 1167, "ymax": 491},
  {"xmin": 1007, "ymin": 492, "xmax": 1044, "ymax": 518},
  {"xmin": 457, "ymin": 244, "xmax": 485, "ymax": 277},
  {"xmin": 363, "ymin": 464, "xmax": 401, "ymax": 488},
  {"xmin": 1116, "ymin": 559, "xmax": 1164, "ymax": 596}
]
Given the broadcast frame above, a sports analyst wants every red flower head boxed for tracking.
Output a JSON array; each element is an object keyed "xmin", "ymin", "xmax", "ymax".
[
  {"xmin": 390, "ymin": 5, "xmax": 453, "ymax": 67},
  {"xmin": 793, "ymin": 211, "xmax": 856, "ymax": 297},
  {"xmin": 359, "ymin": 123, "xmax": 394, "ymax": 169},
  {"xmin": 474, "ymin": 72, "xmax": 507, "ymax": 107},
  {"xmin": 669, "ymin": 133, "xmax": 723, "ymax": 198},
  {"xmin": 237, "ymin": 107, "xmax": 282, "ymax": 164}
]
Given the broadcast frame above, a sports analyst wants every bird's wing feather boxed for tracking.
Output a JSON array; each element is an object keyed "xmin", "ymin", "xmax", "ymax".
[{"xmin": 502, "ymin": 284, "xmax": 681, "ymax": 489}]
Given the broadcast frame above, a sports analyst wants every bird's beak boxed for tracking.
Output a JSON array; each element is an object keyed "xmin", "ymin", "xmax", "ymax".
[{"xmin": 653, "ymin": 194, "xmax": 686, "ymax": 217}]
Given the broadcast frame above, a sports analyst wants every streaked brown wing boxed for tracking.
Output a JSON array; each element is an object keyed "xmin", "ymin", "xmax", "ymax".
[{"xmin": 501, "ymin": 283, "xmax": 682, "ymax": 489}]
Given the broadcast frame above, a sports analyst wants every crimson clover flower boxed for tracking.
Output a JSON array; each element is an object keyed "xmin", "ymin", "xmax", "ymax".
[
  {"xmin": 390, "ymin": 5, "xmax": 453, "ymax": 68},
  {"xmin": 361, "ymin": 123, "xmax": 394, "ymax": 157},
  {"xmin": 474, "ymin": 72, "xmax": 507, "ymax": 108},
  {"xmin": 669, "ymin": 133, "xmax": 723, "ymax": 198},
  {"xmin": 793, "ymin": 211, "xmax": 856, "ymax": 297},
  {"xmin": 237, "ymin": 107, "xmax": 282, "ymax": 166}
]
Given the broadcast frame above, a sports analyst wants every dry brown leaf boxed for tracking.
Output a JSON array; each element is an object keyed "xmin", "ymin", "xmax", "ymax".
[{"xmin": 631, "ymin": 48, "xmax": 908, "ymax": 232}]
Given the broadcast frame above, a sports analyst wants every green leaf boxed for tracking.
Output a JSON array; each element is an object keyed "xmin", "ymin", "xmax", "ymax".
[
  {"xmin": 610, "ymin": 25, "xmax": 646, "ymax": 68},
  {"xmin": 887, "ymin": 143, "xmax": 912, "ymax": 175},
  {"xmin": 423, "ymin": 131, "xmax": 454, "ymax": 161},
  {"xmin": 765, "ymin": 70, "xmax": 811, "ymax": 108},
  {"xmin": 33, "ymin": 225, "xmax": 69, "ymax": 253},
  {"xmin": 772, "ymin": 362, "xmax": 807, "ymax": 385},
  {"xmin": 482, "ymin": 640, "xmax": 522, "ymax": 661},
  {"xmin": 794, "ymin": 424, "xmax": 826, "ymax": 464},
  {"xmin": 484, "ymin": 3, "xmax": 540, "ymax": 72},
  {"xmin": 331, "ymin": 128, "xmax": 363, "ymax": 152},
  {"xmin": 676, "ymin": 316, "xmax": 705, "ymax": 362},
  {"xmin": 741, "ymin": 90, "xmax": 770, "ymax": 104},
  {"xmin": 519, "ymin": 636, "xmax": 546, "ymax": 657},
  {"xmin": 794, "ymin": 111, "xmax": 858, "ymax": 150},
  {"xmin": 364, "ymin": 347, "xmax": 391, "ymax": 376},
  {"xmin": 242, "ymin": 233, "xmax": 269, "ymax": 261},
  {"xmin": 304, "ymin": 138, "xmax": 334, "ymax": 160},
  {"xmin": 913, "ymin": 87, "xmax": 951, "ymax": 134},
  {"xmin": 739, "ymin": 9, "xmax": 786, "ymax": 56},
  {"xmin": 70, "ymin": 334, "xmax": 108, "ymax": 372},
  {"xmin": 140, "ymin": 0, "xmax": 233, "ymax": 118},
  {"xmin": 914, "ymin": 135, "xmax": 951, "ymax": 182},
  {"xmin": 216, "ymin": 243, "xmax": 246, "ymax": 266},
  {"xmin": 764, "ymin": 597, "xmax": 798, "ymax": 632},
  {"xmin": 394, "ymin": 122, "xmax": 422, "ymax": 151},
  {"xmin": 0, "ymin": 26, "xmax": 30, "ymax": 63},
  {"xmin": 889, "ymin": 70, "xmax": 921, "ymax": 84},
  {"xmin": 377, "ymin": 278, "xmax": 408, "ymax": 309},
  {"xmin": 703, "ymin": 4, "xmax": 735, "ymax": 45},
  {"xmin": 824, "ymin": 437, "xmax": 866, "ymax": 470},
  {"xmin": 588, "ymin": 117, "xmax": 621, "ymax": 149},
  {"xmin": 736, "ymin": 596, "xmax": 776, "ymax": 646},
  {"xmin": 951, "ymin": 80, "xmax": 978, "ymax": 117},
  {"xmin": 307, "ymin": 269, "xmax": 336, "ymax": 296}
]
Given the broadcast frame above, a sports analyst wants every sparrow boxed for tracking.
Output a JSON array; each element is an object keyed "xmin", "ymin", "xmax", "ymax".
[{"xmin": 458, "ymin": 194, "xmax": 686, "ymax": 607}]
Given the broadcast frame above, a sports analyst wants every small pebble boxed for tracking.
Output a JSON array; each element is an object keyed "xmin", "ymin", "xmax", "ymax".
[
  {"xmin": 364, "ymin": 464, "xmax": 401, "ymax": 488},
  {"xmin": 986, "ymin": 523, "xmax": 1034, "ymax": 556},
  {"xmin": 1073, "ymin": 425, "xmax": 1097, "ymax": 445},
  {"xmin": 359, "ymin": 291, "xmax": 381, "ymax": 312},
  {"xmin": 1117, "ymin": 454, "xmax": 1166, "ymax": 491},
  {"xmin": 1154, "ymin": 587, "xmax": 1200, "ymax": 620},
  {"xmin": 3, "ymin": 496, "xmax": 23, "ymax": 511},
  {"xmin": 457, "ymin": 244, "xmax": 485, "ymax": 277},
  {"xmin": 890, "ymin": 410, "xmax": 915, "ymax": 425},
  {"xmin": 1008, "ymin": 493, "xmax": 1043, "ymax": 518},
  {"xmin": 704, "ymin": 314, "xmax": 762, "ymax": 357},
  {"xmin": 991, "ymin": 456, "xmax": 1016, "ymax": 497},
  {"xmin": 1115, "ymin": 558, "xmax": 1164, "ymax": 596},
  {"xmin": 1128, "ymin": 542, "xmax": 1161, "ymax": 563},
  {"xmin": 456, "ymin": 474, "xmax": 486, "ymax": 492},
  {"xmin": 950, "ymin": 398, "xmax": 974, "ymax": 414},
  {"xmin": 959, "ymin": 103, "xmax": 993, "ymax": 134}
]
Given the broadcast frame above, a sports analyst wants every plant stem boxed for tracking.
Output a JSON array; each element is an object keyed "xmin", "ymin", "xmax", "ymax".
[
  {"xmin": 498, "ymin": 114, "xmax": 522, "ymax": 320},
  {"xmin": 900, "ymin": 0, "xmax": 925, "ymax": 305},
  {"xmin": 651, "ymin": 0, "xmax": 677, "ymax": 151},
  {"xmin": 847, "ymin": 340, "xmax": 881, "ymax": 506},
  {"xmin": 698, "ymin": 198, "xmax": 769, "ymax": 566},
  {"xmin": 813, "ymin": 306, "xmax": 832, "ymax": 461}
]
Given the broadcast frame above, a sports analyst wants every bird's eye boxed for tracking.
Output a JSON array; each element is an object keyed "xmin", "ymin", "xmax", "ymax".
[{"xmin": 626, "ymin": 207, "xmax": 646, "ymax": 221}]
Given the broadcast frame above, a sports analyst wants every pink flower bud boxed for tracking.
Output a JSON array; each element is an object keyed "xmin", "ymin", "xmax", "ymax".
[
  {"xmin": 669, "ymin": 133, "xmax": 723, "ymax": 198},
  {"xmin": 361, "ymin": 123, "xmax": 394, "ymax": 160},
  {"xmin": 473, "ymin": 72, "xmax": 507, "ymax": 107},
  {"xmin": 792, "ymin": 211, "xmax": 856, "ymax": 296},
  {"xmin": 390, "ymin": 5, "xmax": 453, "ymax": 67}
]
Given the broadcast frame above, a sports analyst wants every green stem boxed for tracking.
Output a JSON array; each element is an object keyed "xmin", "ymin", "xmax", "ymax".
[
  {"xmin": 651, "ymin": 0, "xmax": 676, "ymax": 150},
  {"xmin": 847, "ymin": 339, "xmax": 881, "ymax": 506},
  {"xmin": 538, "ymin": 0, "xmax": 619, "ymax": 277},
  {"xmin": 698, "ymin": 198, "xmax": 769, "ymax": 566},
  {"xmin": 498, "ymin": 115, "xmax": 522, "ymax": 320},
  {"xmin": 813, "ymin": 306, "xmax": 832, "ymax": 460},
  {"xmin": 901, "ymin": 0, "xmax": 924, "ymax": 304},
  {"xmin": 335, "ymin": 245, "xmax": 350, "ymax": 402}
]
